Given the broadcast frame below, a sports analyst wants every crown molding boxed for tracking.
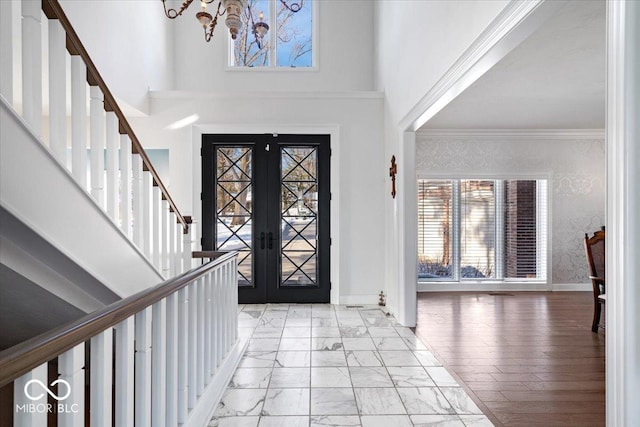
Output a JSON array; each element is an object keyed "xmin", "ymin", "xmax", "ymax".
[
  {"xmin": 416, "ymin": 128, "xmax": 605, "ymax": 140},
  {"xmin": 149, "ymin": 90, "xmax": 384, "ymax": 100}
]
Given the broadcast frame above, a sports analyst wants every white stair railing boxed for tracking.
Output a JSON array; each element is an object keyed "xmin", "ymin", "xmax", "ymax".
[
  {"xmin": 0, "ymin": 0, "xmax": 192, "ymax": 278},
  {"xmin": 0, "ymin": 252, "xmax": 240, "ymax": 427}
]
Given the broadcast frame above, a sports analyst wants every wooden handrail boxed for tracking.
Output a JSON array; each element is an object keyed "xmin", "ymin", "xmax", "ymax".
[
  {"xmin": 0, "ymin": 251, "xmax": 237, "ymax": 388},
  {"xmin": 41, "ymin": 0, "xmax": 189, "ymax": 233}
]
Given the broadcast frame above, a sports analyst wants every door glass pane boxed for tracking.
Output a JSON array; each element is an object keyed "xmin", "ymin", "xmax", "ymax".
[
  {"xmin": 216, "ymin": 147, "xmax": 253, "ymax": 286},
  {"xmin": 281, "ymin": 146, "xmax": 317, "ymax": 286}
]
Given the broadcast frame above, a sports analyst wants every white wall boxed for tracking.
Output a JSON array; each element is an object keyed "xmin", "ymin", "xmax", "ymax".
[
  {"xmin": 59, "ymin": 0, "xmax": 174, "ymax": 113},
  {"xmin": 374, "ymin": 0, "xmax": 509, "ymax": 322},
  {"xmin": 128, "ymin": 92, "xmax": 385, "ymax": 302},
  {"xmin": 171, "ymin": 0, "xmax": 375, "ymax": 92},
  {"xmin": 416, "ymin": 131, "xmax": 606, "ymax": 287}
]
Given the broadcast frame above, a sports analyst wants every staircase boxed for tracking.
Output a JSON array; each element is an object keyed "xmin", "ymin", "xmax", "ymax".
[{"xmin": 0, "ymin": 1, "xmax": 243, "ymax": 425}]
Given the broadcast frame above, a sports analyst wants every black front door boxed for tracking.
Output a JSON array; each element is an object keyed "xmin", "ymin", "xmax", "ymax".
[{"xmin": 202, "ymin": 134, "xmax": 330, "ymax": 303}]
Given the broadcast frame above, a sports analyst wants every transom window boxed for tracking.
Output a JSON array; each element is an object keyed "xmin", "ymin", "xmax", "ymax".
[
  {"xmin": 418, "ymin": 179, "xmax": 548, "ymax": 282},
  {"xmin": 230, "ymin": 0, "xmax": 314, "ymax": 68}
]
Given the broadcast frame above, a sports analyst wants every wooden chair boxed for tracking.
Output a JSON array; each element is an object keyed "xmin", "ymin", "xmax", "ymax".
[{"xmin": 584, "ymin": 227, "xmax": 606, "ymax": 332}]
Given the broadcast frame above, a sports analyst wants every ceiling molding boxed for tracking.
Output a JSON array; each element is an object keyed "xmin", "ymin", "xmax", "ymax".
[
  {"xmin": 149, "ymin": 90, "xmax": 384, "ymax": 100},
  {"xmin": 417, "ymin": 128, "xmax": 605, "ymax": 140}
]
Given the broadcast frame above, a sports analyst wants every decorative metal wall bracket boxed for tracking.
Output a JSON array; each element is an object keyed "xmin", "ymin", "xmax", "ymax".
[{"xmin": 389, "ymin": 155, "xmax": 397, "ymax": 199}]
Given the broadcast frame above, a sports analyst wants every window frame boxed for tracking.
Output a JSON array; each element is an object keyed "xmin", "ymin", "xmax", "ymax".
[
  {"xmin": 417, "ymin": 173, "xmax": 552, "ymax": 287},
  {"xmin": 226, "ymin": 0, "xmax": 319, "ymax": 71}
]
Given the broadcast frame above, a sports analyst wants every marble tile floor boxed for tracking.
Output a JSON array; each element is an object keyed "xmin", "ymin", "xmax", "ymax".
[{"xmin": 209, "ymin": 304, "xmax": 494, "ymax": 427}]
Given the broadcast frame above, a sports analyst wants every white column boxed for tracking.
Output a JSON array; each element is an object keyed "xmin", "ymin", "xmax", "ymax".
[
  {"xmin": 70, "ymin": 56, "xmax": 87, "ymax": 188},
  {"xmin": 165, "ymin": 293, "xmax": 179, "ymax": 427},
  {"xmin": 115, "ymin": 317, "xmax": 135, "ymax": 427},
  {"xmin": 89, "ymin": 86, "xmax": 105, "ymax": 208},
  {"xmin": 135, "ymin": 307, "xmax": 152, "ymax": 427},
  {"xmin": 151, "ymin": 300, "xmax": 166, "ymax": 427},
  {"xmin": 143, "ymin": 172, "xmax": 153, "ymax": 259},
  {"xmin": 0, "ymin": 0, "xmax": 13, "ymax": 105},
  {"xmin": 177, "ymin": 287, "xmax": 189, "ymax": 423},
  {"xmin": 58, "ymin": 345, "xmax": 85, "ymax": 427},
  {"xmin": 14, "ymin": 364, "xmax": 48, "ymax": 427},
  {"xmin": 48, "ymin": 18, "xmax": 67, "ymax": 164},
  {"xmin": 90, "ymin": 329, "xmax": 113, "ymax": 427},
  {"xmin": 607, "ymin": 2, "xmax": 640, "ymax": 425},
  {"xmin": 232, "ymin": 256, "xmax": 238, "ymax": 342},
  {"xmin": 132, "ymin": 154, "xmax": 144, "ymax": 248},
  {"xmin": 120, "ymin": 135, "xmax": 132, "ymax": 237},
  {"xmin": 21, "ymin": 0, "xmax": 42, "ymax": 136},
  {"xmin": 161, "ymin": 199, "xmax": 170, "ymax": 277},
  {"xmin": 105, "ymin": 112, "xmax": 119, "ymax": 220}
]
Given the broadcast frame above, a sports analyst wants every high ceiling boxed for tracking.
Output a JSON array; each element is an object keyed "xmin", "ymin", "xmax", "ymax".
[{"xmin": 421, "ymin": 0, "xmax": 605, "ymax": 130}]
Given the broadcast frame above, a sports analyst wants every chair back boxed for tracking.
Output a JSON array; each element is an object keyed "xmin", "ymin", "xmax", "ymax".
[{"xmin": 585, "ymin": 227, "xmax": 605, "ymax": 280}]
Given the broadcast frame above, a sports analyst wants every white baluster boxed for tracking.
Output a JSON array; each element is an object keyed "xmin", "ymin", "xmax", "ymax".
[
  {"xmin": 48, "ymin": 18, "xmax": 67, "ymax": 163},
  {"xmin": 132, "ymin": 154, "xmax": 143, "ymax": 247},
  {"xmin": 183, "ymin": 226, "xmax": 192, "ymax": 273},
  {"xmin": 90, "ymin": 86, "xmax": 105, "ymax": 208},
  {"xmin": 232, "ymin": 256, "xmax": 238, "ymax": 342},
  {"xmin": 105, "ymin": 112, "xmax": 119, "ymax": 219},
  {"xmin": 120, "ymin": 134, "xmax": 132, "ymax": 237},
  {"xmin": 217, "ymin": 267, "xmax": 224, "ymax": 365},
  {"xmin": 224, "ymin": 264, "xmax": 230, "ymax": 353},
  {"xmin": 215, "ymin": 267, "xmax": 222, "ymax": 366},
  {"xmin": 151, "ymin": 300, "xmax": 166, "ymax": 427},
  {"xmin": 165, "ymin": 293, "xmax": 179, "ymax": 427},
  {"xmin": 71, "ymin": 56, "xmax": 87, "ymax": 188},
  {"xmin": 161, "ymin": 199, "xmax": 170, "ymax": 277},
  {"xmin": 90, "ymin": 329, "xmax": 113, "ymax": 427},
  {"xmin": 58, "ymin": 345, "xmax": 85, "ymax": 427},
  {"xmin": 197, "ymin": 277, "xmax": 205, "ymax": 396},
  {"xmin": 204, "ymin": 273, "xmax": 212, "ymax": 380},
  {"xmin": 152, "ymin": 185, "xmax": 162, "ymax": 270},
  {"xmin": 169, "ymin": 213, "xmax": 177, "ymax": 277},
  {"xmin": 176, "ymin": 221, "xmax": 184, "ymax": 274},
  {"xmin": 143, "ymin": 172, "xmax": 153, "ymax": 259},
  {"xmin": 14, "ymin": 364, "xmax": 47, "ymax": 427},
  {"xmin": 0, "ymin": 0, "xmax": 13, "ymax": 105},
  {"xmin": 187, "ymin": 282, "xmax": 197, "ymax": 409},
  {"xmin": 115, "ymin": 317, "xmax": 135, "ymax": 427},
  {"xmin": 21, "ymin": 0, "xmax": 42, "ymax": 136},
  {"xmin": 177, "ymin": 287, "xmax": 188, "ymax": 423},
  {"xmin": 135, "ymin": 307, "xmax": 152, "ymax": 427}
]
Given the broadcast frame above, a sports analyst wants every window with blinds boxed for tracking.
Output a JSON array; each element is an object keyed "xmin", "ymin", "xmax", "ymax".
[{"xmin": 417, "ymin": 178, "xmax": 548, "ymax": 282}]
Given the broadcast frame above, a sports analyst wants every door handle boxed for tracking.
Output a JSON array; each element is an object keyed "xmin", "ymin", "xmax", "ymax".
[
  {"xmin": 268, "ymin": 232, "xmax": 273, "ymax": 250},
  {"xmin": 260, "ymin": 232, "xmax": 265, "ymax": 249}
]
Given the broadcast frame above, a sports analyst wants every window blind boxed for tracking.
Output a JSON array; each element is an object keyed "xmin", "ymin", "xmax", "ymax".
[{"xmin": 417, "ymin": 180, "xmax": 453, "ymax": 279}]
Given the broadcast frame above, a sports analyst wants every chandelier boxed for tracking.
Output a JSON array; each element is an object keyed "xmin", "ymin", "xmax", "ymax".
[{"xmin": 162, "ymin": 0, "xmax": 302, "ymax": 46}]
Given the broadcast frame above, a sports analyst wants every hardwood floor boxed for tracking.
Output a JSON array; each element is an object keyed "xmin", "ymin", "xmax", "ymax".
[{"xmin": 414, "ymin": 292, "xmax": 605, "ymax": 427}]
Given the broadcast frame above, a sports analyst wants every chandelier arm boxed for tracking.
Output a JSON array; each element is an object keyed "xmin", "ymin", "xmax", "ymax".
[
  {"xmin": 162, "ymin": 0, "xmax": 195, "ymax": 19},
  {"xmin": 204, "ymin": 3, "xmax": 224, "ymax": 42},
  {"xmin": 279, "ymin": 0, "xmax": 302, "ymax": 13}
]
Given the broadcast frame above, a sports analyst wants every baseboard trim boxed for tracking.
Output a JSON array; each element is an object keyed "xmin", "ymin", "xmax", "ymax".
[
  {"xmin": 183, "ymin": 335, "xmax": 249, "ymax": 427},
  {"xmin": 552, "ymin": 283, "xmax": 591, "ymax": 291},
  {"xmin": 417, "ymin": 282, "xmax": 590, "ymax": 292},
  {"xmin": 339, "ymin": 295, "xmax": 380, "ymax": 305}
]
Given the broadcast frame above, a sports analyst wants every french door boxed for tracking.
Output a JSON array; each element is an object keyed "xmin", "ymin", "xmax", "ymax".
[{"xmin": 202, "ymin": 134, "xmax": 330, "ymax": 303}]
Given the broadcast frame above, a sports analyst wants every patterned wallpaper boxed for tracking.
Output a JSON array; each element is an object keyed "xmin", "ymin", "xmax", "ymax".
[{"xmin": 415, "ymin": 133, "xmax": 605, "ymax": 284}]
